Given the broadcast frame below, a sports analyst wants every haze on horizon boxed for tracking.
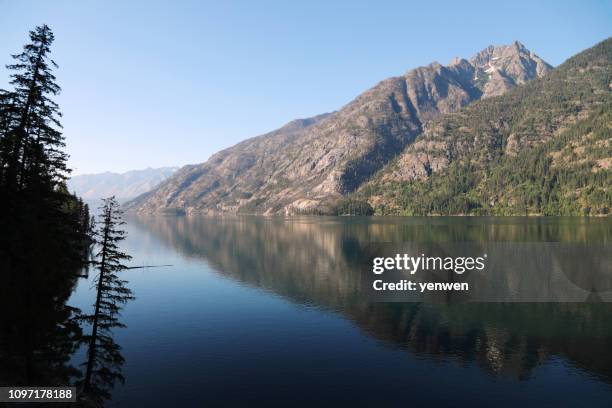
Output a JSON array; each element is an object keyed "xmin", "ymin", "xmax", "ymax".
[{"xmin": 1, "ymin": 0, "xmax": 610, "ymax": 175}]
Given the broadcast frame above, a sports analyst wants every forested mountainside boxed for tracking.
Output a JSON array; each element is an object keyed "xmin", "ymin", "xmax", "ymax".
[
  {"xmin": 357, "ymin": 38, "xmax": 611, "ymax": 216},
  {"xmin": 126, "ymin": 41, "xmax": 551, "ymax": 215}
]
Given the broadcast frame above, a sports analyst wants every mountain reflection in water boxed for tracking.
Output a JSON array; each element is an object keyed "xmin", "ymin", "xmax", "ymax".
[
  {"xmin": 128, "ymin": 216, "xmax": 612, "ymax": 384},
  {"xmin": 48, "ymin": 216, "xmax": 612, "ymax": 406}
]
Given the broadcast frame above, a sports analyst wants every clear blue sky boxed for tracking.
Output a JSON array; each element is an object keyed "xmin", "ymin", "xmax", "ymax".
[{"xmin": 1, "ymin": 0, "xmax": 610, "ymax": 175}]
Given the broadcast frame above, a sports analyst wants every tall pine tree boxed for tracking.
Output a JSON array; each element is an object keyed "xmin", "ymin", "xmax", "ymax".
[{"xmin": 80, "ymin": 196, "xmax": 134, "ymax": 404}]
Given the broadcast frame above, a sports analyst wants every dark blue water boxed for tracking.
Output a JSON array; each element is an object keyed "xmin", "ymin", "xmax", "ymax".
[{"xmin": 69, "ymin": 216, "xmax": 612, "ymax": 407}]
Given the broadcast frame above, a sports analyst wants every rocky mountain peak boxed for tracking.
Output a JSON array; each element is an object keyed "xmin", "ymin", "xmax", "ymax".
[
  {"xmin": 361, "ymin": 38, "xmax": 612, "ymax": 216},
  {"xmin": 449, "ymin": 57, "xmax": 469, "ymax": 66},
  {"xmin": 470, "ymin": 41, "xmax": 553, "ymax": 97},
  {"xmin": 512, "ymin": 40, "xmax": 528, "ymax": 51}
]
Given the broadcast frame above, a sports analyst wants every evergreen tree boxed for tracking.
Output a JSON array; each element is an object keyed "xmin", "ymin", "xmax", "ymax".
[
  {"xmin": 0, "ymin": 24, "xmax": 66, "ymax": 189},
  {"xmin": 80, "ymin": 196, "xmax": 134, "ymax": 404}
]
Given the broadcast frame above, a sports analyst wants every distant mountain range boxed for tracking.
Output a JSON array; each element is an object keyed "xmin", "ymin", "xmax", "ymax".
[
  {"xmin": 125, "ymin": 39, "xmax": 611, "ymax": 216},
  {"xmin": 68, "ymin": 167, "xmax": 178, "ymax": 202}
]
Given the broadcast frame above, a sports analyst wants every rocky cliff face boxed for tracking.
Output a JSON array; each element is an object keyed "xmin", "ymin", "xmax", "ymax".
[{"xmin": 126, "ymin": 42, "xmax": 551, "ymax": 215}]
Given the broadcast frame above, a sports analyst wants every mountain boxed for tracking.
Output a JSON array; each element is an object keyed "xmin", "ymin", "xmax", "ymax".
[
  {"xmin": 126, "ymin": 41, "xmax": 551, "ymax": 215},
  {"xmin": 469, "ymin": 41, "xmax": 552, "ymax": 97},
  {"xmin": 67, "ymin": 167, "xmax": 178, "ymax": 202},
  {"xmin": 358, "ymin": 38, "xmax": 611, "ymax": 215}
]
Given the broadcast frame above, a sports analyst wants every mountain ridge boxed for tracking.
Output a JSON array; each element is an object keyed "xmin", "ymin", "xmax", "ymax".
[
  {"xmin": 125, "ymin": 41, "xmax": 555, "ymax": 214},
  {"xmin": 68, "ymin": 167, "xmax": 178, "ymax": 201}
]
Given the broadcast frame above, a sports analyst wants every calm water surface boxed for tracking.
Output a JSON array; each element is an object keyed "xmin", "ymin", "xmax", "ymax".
[{"xmin": 69, "ymin": 216, "xmax": 612, "ymax": 407}]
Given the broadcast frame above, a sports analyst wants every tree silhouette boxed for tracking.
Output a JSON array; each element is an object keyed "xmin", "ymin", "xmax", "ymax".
[
  {"xmin": 0, "ymin": 24, "xmax": 67, "ymax": 189},
  {"xmin": 0, "ymin": 25, "xmax": 91, "ymax": 387},
  {"xmin": 80, "ymin": 196, "xmax": 134, "ymax": 404}
]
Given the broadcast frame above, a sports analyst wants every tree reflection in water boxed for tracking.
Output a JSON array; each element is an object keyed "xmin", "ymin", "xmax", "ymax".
[
  {"xmin": 0, "ymin": 199, "xmax": 135, "ymax": 407},
  {"xmin": 1, "ymin": 215, "xmax": 610, "ymax": 405}
]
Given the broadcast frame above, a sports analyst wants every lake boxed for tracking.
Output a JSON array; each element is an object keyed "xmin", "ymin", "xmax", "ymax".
[{"xmin": 69, "ymin": 216, "xmax": 612, "ymax": 407}]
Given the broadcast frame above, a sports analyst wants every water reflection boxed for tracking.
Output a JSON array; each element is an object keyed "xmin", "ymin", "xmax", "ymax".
[
  {"xmin": 0, "ymin": 259, "xmax": 82, "ymax": 387},
  {"xmin": 129, "ymin": 216, "xmax": 612, "ymax": 384},
  {"xmin": 0, "ymin": 241, "xmax": 133, "ymax": 406}
]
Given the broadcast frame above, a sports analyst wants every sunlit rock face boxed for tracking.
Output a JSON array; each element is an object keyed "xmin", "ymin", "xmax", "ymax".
[{"xmin": 470, "ymin": 41, "xmax": 552, "ymax": 97}]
